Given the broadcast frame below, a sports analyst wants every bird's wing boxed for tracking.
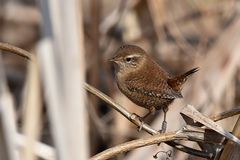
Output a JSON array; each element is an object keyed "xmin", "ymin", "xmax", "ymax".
[{"xmin": 125, "ymin": 76, "xmax": 183, "ymax": 99}]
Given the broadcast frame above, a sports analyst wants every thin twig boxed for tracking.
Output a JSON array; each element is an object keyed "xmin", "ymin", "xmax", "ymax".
[
  {"xmin": 0, "ymin": 42, "xmax": 32, "ymax": 60},
  {"xmin": 211, "ymin": 107, "xmax": 240, "ymax": 122}
]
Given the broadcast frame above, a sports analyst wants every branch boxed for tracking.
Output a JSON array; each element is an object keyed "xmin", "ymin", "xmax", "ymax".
[
  {"xmin": 90, "ymin": 131, "xmax": 186, "ymax": 160},
  {"xmin": 91, "ymin": 125, "xmax": 220, "ymax": 160},
  {"xmin": 84, "ymin": 82, "xmax": 158, "ymax": 135}
]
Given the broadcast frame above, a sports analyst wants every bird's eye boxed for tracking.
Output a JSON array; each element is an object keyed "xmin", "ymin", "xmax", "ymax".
[{"xmin": 125, "ymin": 57, "xmax": 132, "ymax": 62}]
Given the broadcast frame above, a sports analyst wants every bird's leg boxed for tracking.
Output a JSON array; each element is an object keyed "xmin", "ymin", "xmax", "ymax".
[
  {"xmin": 159, "ymin": 107, "xmax": 168, "ymax": 133},
  {"xmin": 138, "ymin": 107, "xmax": 155, "ymax": 132}
]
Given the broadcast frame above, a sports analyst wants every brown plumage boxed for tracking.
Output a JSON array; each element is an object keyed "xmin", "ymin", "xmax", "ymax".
[{"xmin": 110, "ymin": 44, "xmax": 198, "ymax": 132}]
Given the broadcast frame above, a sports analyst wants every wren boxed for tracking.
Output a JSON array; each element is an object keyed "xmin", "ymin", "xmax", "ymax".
[{"xmin": 110, "ymin": 45, "xmax": 198, "ymax": 133}]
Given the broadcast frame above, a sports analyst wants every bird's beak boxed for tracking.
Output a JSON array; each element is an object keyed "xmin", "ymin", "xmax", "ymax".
[
  {"xmin": 109, "ymin": 57, "xmax": 115, "ymax": 62},
  {"xmin": 109, "ymin": 57, "xmax": 119, "ymax": 63}
]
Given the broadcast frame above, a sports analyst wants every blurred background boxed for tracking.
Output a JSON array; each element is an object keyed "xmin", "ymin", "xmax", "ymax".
[{"xmin": 0, "ymin": 0, "xmax": 240, "ymax": 160}]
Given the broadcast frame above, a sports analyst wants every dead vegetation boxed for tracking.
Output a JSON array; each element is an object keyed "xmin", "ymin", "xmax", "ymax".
[{"xmin": 0, "ymin": 0, "xmax": 240, "ymax": 160}]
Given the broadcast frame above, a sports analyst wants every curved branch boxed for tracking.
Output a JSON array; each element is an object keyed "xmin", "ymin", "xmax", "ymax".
[
  {"xmin": 90, "ymin": 132, "xmax": 187, "ymax": 160},
  {"xmin": 90, "ymin": 128, "xmax": 215, "ymax": 160}
]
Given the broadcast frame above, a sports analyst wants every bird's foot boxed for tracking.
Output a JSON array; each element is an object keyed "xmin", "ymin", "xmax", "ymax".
[
  {"xmin": 137, "ymin": 117, "xmax": 145, "ymax": 132},
  {"xmin": 130, "ymin": 113, "xmax": 145, "ymax": 132}
]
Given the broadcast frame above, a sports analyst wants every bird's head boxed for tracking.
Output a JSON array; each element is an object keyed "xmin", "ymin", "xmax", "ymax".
[{"xmin": 109, "ymin": 45, "xmax": 147, "ymax": 74}]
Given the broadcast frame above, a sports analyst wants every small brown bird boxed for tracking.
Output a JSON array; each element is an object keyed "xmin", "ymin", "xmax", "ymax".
[{"xmin": 110, "ymin": 45, "xmax": 198, "ymax": 132}]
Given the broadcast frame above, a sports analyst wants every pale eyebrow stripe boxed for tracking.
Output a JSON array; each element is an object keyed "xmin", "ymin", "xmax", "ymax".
[{"xmin": 126, "ymin": 54, "xmax": 142, "ymax": 58}]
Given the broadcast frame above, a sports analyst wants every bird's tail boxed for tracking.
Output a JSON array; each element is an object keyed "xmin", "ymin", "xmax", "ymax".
[{"xmin": 167, "ymin": 67, "xmax": 199, "ymax": 91}]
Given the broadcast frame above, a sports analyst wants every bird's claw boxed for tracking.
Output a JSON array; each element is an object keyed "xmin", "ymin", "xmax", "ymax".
[
  {"xmin": 137, "ymin": 120, "xmax": 144, "ymax": 132},
  {"xmin": 130, "ymin": 113, "xmax": 145, "ymax": 132}
]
